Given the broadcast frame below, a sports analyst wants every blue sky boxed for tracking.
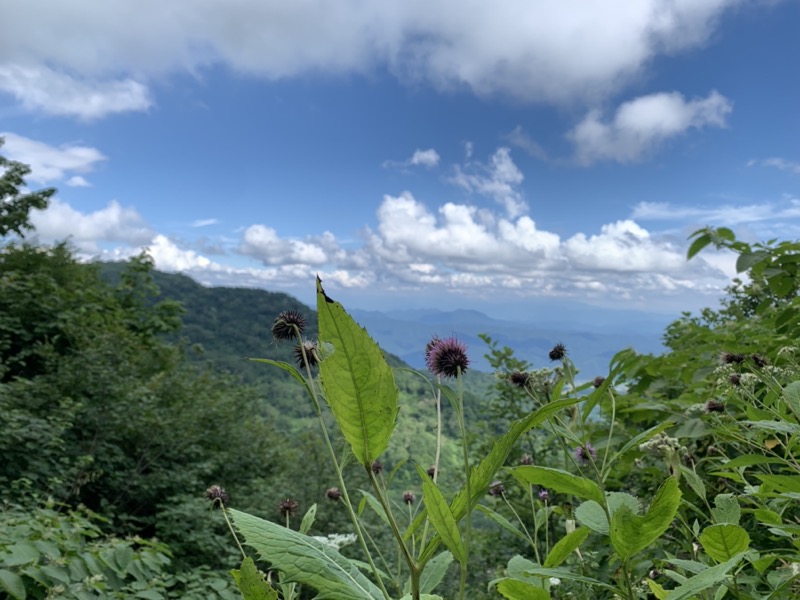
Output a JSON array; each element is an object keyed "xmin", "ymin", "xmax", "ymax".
[{"xmin": 1, "ymin": 0, "xmax": 799, "ymax": 326}]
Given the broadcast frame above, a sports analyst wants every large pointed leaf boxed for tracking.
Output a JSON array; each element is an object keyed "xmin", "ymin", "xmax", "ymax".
[
  {"xmin": 417, "ymin": 465, "xmax": 466, "ymax": 566},
  {"xmin": 414, "ymin": 397, "xmax": 579, "ymax": 561},
  {"xmin": 230, "ymin": 557, "xmax": 280, "ymax": 600},
  {"xmin": 610, "ymin": 478, "xmax": 681, "ymax": 560},
  {"xmin": 316, "ymin": 278, "xmax": 398, "ymax": 465},
  {"xmin": 543, "ymin": 526, "xmax": 590, "ymax": 568},
  {"xmin": 698, "ymin": 525, "xmax": 750, "ymax": 563},
  {"xmin": 664, "ymin": 552, "xmax": 746, "ymax": 600},
  {"xmin": 496, "ymin": 579, "xmax": 551, "ymax": 599},
  {"xmin": 511, "ymin": 466, "xmax": 604, "ymax": 504},
  {"xmin": 229, "ymin": 509, "xmax": 384, "ymax": 600}
]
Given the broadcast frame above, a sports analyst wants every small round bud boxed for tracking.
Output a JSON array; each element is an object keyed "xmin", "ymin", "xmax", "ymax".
[
  {"xmin": 326, "ymin": 487, "xmax": 342, "ymax": 501},
  {"xmin": 205, "ymin": 485, "xmax": 229, "ymax": 507},
  {"xmin": 402, "ymin": 491, "xmax": 416, "ymax": 505},
  {"xmin": 548, "ymin": 343, "xmax": 567, "ymax": 361}
]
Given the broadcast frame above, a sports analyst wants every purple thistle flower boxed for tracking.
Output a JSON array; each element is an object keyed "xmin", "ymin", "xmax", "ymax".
[
  {"xmin": 538, "ymin": 489, "xmax": 550, "ymax": 502},
  {"xmin": 574, "ymin": 443, "xmax": 597, "ymax": 466},
  {"xmin": 425, "ymin": 336, "xmax": 469, "ymax": 378}
]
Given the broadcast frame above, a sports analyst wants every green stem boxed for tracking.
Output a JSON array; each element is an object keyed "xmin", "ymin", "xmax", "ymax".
[{"xmin": 455, "ymin": 368, "xmax": 471, "ymax": 600}]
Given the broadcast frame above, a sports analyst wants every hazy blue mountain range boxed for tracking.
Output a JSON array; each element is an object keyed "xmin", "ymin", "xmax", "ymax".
[{"xmin": 349, "ymin": 307, "xmax": 668, "ymax": 377}]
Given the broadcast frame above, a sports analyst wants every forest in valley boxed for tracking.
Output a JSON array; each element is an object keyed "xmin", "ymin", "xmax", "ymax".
[{"xmin": 2, "ymin": 142, "xmax": 800, "ymax": 599}]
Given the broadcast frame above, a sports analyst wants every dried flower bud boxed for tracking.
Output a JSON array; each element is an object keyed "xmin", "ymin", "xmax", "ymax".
[
  {"xmin": 371, "ymin": 460, "xmax": 383, "ymax": 475},
  {"xmin": 402, "ymin": 491, "xmax": 416, "ymax": 505},
  {"xmin": 549, "ymin": 343, "xmax": 567, "ymax": 361},
  {"xmin": 751, "ymin": 354, "xmax": 768, "ymax": 368},
  {"xmin": 509, "ymin": 371, "xmax": 531, "ymax": 388},
  {"xmin": 205, "ymin": 485, "xmax": 229, "ymax": 507},
  {"xmin": 326, "ymin": 487, "xmax": 342, "ymax": 501},
  {"xmin": 278, "ymin": 498, "xmax": 299, "ymax": 518},
  {"xmin": 705, "ymin": 399, "xmax": 725, "ymax": 413},
  {"xmin": 728, "ymin": 373, "xmax": 742, "ymax": 386},
  {"xmin": 592, "ymin": 376, "xmax": 606, "ymax": 388},
  {"xmin": 293, "ymin": 340, "xmax": 319, "ymax": 369},
  {"xmin": 427, "ymin": 465, "xmax": 437, "ymax": 479},
  {"xmin": 719, "ymin": 352, "xmax": 745, "ymax": 365},
  {"xmin": 488, "ymin": 480, "xmax": 505, "ymax": 497},
  {"xmin": 272, "ymin": 310, "xmax": 306, "ymax": 341},
  {"xmin": 519, "ymin": 454, "xmax": 533, "ymax": 466}
]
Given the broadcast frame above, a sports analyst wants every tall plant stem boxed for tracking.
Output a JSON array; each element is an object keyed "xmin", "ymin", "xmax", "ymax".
[
  {"xmin": 297, "ymin": 337, "xmax": 392, "ymax": 600},
  {"xmin": 419, "ymin": 382, "xmax": 443, "ymax": 553},
  {"xmin": 455, "ymin": 368, "xmax": 471, "ymax": 600}
]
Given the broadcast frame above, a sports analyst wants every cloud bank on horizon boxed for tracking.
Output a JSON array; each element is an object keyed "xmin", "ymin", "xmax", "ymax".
[{"xmin": 1, "ymin": 0, "xmax": 798, "ymax": 315}]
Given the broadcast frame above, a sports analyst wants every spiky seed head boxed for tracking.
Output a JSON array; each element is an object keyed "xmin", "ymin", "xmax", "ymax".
[
  {"xmin": 488, "ymin": 480, "xmax": 505, "ymax": 497},
  {"xmin": 509, "ymin": 370, "xmax": 530, "ymax": 387},
  {"xmin": 205, "ymin": 485, "xmax": 229, "ymax": 507},
  {"xmin": 549, "ymin": 343, "xmax": 567, "ymax": 361},
  {"xmin": 326, "ymin": 487, "xmax": 342, "ymax": 501},
  {"xmin": 272, "ymin": 310, "xmax": 306, "ymax": 341},
  {"xmin": 278, "ymin": 498, "xmax": 299, "ymax": 518},
  {"xmin": 592, "ymin": 376, "xmax": 606, "ymax": 388},
  {"xmin": 402, "ymin": 491, "xmax": 416, "ymax": 505},
  {"xmin": 574, "ymin": 443, "xmax": 597, "ymax": 465},
  {"xmin": 293, "ymin": 340, "xmax": 319, "ymax": 369},
  {"xmin": 425, "ymin": 337, "xmax": 469, "ymax": 378}
]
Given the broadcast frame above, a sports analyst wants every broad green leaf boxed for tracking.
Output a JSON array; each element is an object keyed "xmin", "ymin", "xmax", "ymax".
[
  {"xmin": 230, "ymin": 557, "xmax": 279, "ymax": 600},
  {"xmin": 752, "ymin": 508, "xmax": 782, "ymax": 526},
  {"xmin": 610, "ymin": 478, "xmax": 681, "ymax": 560},
  {"xmin": 767, "ymin": 274, "xmax": 794, "ymax": 297},
  {"xmin": 413, "ymin": 397, "xmax": 580, "ymax": 561},
  {"xmin": 679, "ymin": 466, "xmax": 706, "ymax": 501},
  {"xmin": 783, "ymin": 381, "xmax": 800, "ymax": 415},
  {"xmin": 543, "ymin": 526, "xmax": 590, "ymax": 568},
  {"xmin": 647, "ymin": 579, "xmax": 668, "ymax": 599},
  {"xmin": 699, "ymin": 525, "xmax": 750, "ymax": 563},
  {"xmin": 0, "ymin": 569, "xmax": 26, "ymax": 600},
  {"xmin": 417, "ymin": 465, "xmax": 466, "ymax": 566},
  {"xmin": 230, "ymin": 509, "xmax": 383, "ymax": 600},
  {"xmin": 741, "ymin": 420, "xmax": 800, "ymax": 435},
  {"xmin": 716, "ymin": 455, "xmax": 782, "ymax": 469},
  {"xmin": 664, "ymin": 552, "xmax": 746, "ymax": 600},
  {"xmin": 511, "ymin": 466, "xmax": 604, "ymax": 504},
  {"xmin": 754, "ymin": 474, "xmax": 800, "ymax": 494},
  {"xmin": 505, "ymin": 555, "xmax": 538, "ymax": 578},
  {"xmin": 496, "ymin": 579, "xmax": 551, "ymax": 599},
  {"xmin": 687, "ymin": 233, "xmax": 712, "ymax": 260},
  {"xmin": 736, "ymin": 251, "xmax": 769, "ymax": 273},
  {"xmin": 574, "ymin": 501, "xmax": 608, "ymax": 534},
  {"xmin": 316, "ymin": 278, "xmax": 398, "ymax": 465},
  {"xmin": 476, "ymin": 505, "xmax": 527, "ymax": 542},
  {"xmin": 300, "ymin": 503, "xmax": 317, "ymax": 535},
  {"xmin": 4, "ymin": 542, "xmax": 40, "ymax": 566},
  {"xmin": 711, "ymin": 494, "xmax": 740, "ymax": 525}
]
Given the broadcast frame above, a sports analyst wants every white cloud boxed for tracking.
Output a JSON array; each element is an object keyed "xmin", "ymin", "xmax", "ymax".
[
  {"xmin": 631, "ymin": 197, "xmax": 800, "ymax": 226},
  {"xmin": 1, "ymin": 132, "xmax": 106, "ymax": 184},
  {"xmin": 504, "ymin": 126, "xmax": 548, "ymax": 161},
  {"xmin": 384, "ymin": 148, "xmax": 440, "ymax": 170},
  {"xmin": 0, "ymin": 65, "xmax": 152, "ymax": 120},
  {"xmin": 66, "ymin": 176, "xmax": 91, "ymax": 187},
  {"xmin": 239, "ymin": 224, "xmax": 343, "ymax": 266},
  {"xmin": 569, "ymin": 90, "xmax": 732, "ymax": 165},
  {"xmin": 30, "ymin": 198, "xmax": 153, "ymax": 250},
  {"xmin": 191, "ymin": 218, "xmax": 219, "ymax": 228},
  {"xmin": 0, "ymin": 0, "xmax": 748, "ymax": 113},
  {"xmin": 450, "ymin": 147, "xmax": 527, "ymax": 217},
  {"xmin": 747, "ymin": 157, "xmax": 800, "ymax": 175}
]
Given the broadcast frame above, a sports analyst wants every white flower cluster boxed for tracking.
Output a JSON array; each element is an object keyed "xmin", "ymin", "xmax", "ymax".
[{"xmin": 312, "ymin": 533, "xmax": 358, "ymax": 550}]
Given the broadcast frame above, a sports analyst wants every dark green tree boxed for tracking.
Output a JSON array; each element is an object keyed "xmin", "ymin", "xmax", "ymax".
[{"xmin": 0, "ymin": 137, "xmax": 55, "ymax": 237}]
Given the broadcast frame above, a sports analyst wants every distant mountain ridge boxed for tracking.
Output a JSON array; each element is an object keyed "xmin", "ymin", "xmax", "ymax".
[{"xmin": 349, "ymin": 307, "xmax": 666, "ymax": 377}]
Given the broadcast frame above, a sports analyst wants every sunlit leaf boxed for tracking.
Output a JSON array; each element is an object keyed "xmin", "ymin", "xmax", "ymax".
[
  {"xmin": 230, "ymin": 557, "xmax": 279, "ymax": 600},
  {"xmin": 496, "ymin": 579, "xmax": 551, "ymax": 599},
  {"xmin": 610, "ymin": 478, "xmax": 681, "ymax": 560},
  {"xmin": 699, "ymin": 525, "xmax": 750, "ymax": 563},
  {"xmin": 543, "ymin": 526, "xmax": 590, "ymax": 568},
  {"xmin": 417, "ymin": 465, "xmax": 466, "ymax": 566},
  {"xmin": 511, "ymin": 466, "xmax": 604, "ymax": 504}
]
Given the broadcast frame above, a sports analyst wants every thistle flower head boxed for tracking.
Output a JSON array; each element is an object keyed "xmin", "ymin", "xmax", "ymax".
[
  {"xmin": 425, "ymin": 336, "xmax": 469, "ymax": 378},
  {"xmin": 488, "ymin": 480, "xmax": 505, "ymax": 497},
  {"xmin": 272, "ymin": 310, "xmax": 306, "ymax": 341},
  {"xmin": 402, "ymin": 491, "xmax": 416, "ymax": 505},
  {"xmin": 293, "ymin": 340, "xmax": 319, "ymax": 369},
  {"xmin": 751, "ymin": 354, "xmax": 768, "ymax": 368},
  {"xmin": 549, "ymin": 343, "xmax": 567, "ymax": 361},
  {"xmin": 705, "ymin": 399, "xmax": 725, "ymax": 413},
  {"xmin": 509, "ymin": 370, "xmax": 531, "ymax": 388},
  {"xmin": 519, "ymin": 454, "xmax": 533, "ymax": 466},
  {"xmin": 719, "ymin": 351, "xmax": 745, "ymax": 365},
  {"xmin": 326, "ymin": 487, "xmax": 342, "ymax": 501},
  {"xmin": 574, "ymin": 443, "xmax": 597, "ymax": 466},
  {"xmin": 592, "ymin": 376, "xmax": 606, "ymax": 389},
  {"xmin": 371, "ymin": 460, "xmax": 383, "ymax": 475},
  {"xmin": 728, "ymin": 373, "xmax": 742, "ymax": 386},
  {"xmin": 205, "ymin": 485, "xmax": 229, "ymax": 507},
  {"xmin": 278, "ymin": 498, "xmax": 299, "ymax": 518},
  {"xmin": 538, "ymin": 488, "xmax": 550, "ymax": 501},
  {"xmin": 427, "ymin": 465, "xmax": 437, "ymax": 479}
]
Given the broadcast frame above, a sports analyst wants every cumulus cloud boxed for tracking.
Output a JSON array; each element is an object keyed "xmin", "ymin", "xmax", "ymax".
[
  {"xmin": 0, "ymin": 0, "xmax": 747, "ymax": 114},
  {"xmin": 239, "ymin": 224, "xmax": 344, "ymax": 266},
  {"xmin": 30, "ymin": 198, "xmax": 153, "ymax": 250},
  {"xmin": 1, "ymin": 132, "xmax": 106, "ymax": 185},
  {"xmin": 450, "ymin": 147, "xmax": 528, "ymax": 217},
  {"xmin": 0, "ymin": 65, "xmax": 152, "ymax": 120},
  {"xmin": 747, "ymin": 157, "xmax": 800, "ymax": 175},
  {"xmin": 569, "ymin": 90, "xmax": 732, "ymax": 165},
  {"xmin": 384, "ymin": 148, "xmax": 440, "ymax": 170}
]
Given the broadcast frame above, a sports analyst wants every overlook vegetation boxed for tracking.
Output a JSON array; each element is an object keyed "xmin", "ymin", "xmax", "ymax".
[{"xmin": 2, "ymin": 141, "xmax": 800, "ymax": 598}]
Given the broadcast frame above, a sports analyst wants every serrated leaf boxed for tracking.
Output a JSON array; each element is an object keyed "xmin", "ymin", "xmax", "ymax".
[
  {"xmin": 417, "ymin": 551, "xmax": 453, "ymax": 595},
  {"xmin": 417, "ymin": 465, "xmax": 466, "ymax": 566},
  {"xmin": 716, "ymin": 455, "xmax": 783, "ymax": 469},
  {"xmin": 413, "ymin": 397, "xmax": 580, "ymax": 561},
  {"xmin": 316, "ymin": 278, "xmax": 398, "ymax": 465},
  {"xmin": 679, "ymin": 466, "xmax": 706, "ymax": 501},
  {"xmin": 230, "ymin": 557, "xmax": 279, "ymax": 600},
  {"xmin": 664, "ymin": 552, "xmax": 746, "ymax": 600},
  {"xmin": 0, "ymin": 569, "xmax": 26, "ymax": 600},
  {"xmin": 711, "ymin": 494, "xmax": 740, "ymax": 525},
  {"xmin": 783, "ymin": 381, "xmax": 800, "ymax": 415},
  {"xmin": 610, "ymin": 478, "xmax": 681, "ymax": 560},
  {"xmin": 543, "ymin": 526, "xmax": 590, "ymax": 568},
  {"xmin": 574, "ymin": 501, "xmax": 608, "ymax": 534},
  {"xmin": 229, "ymin": 509, "xmax": 383, "ymax": 600},
  {"xmin": 699, "ymin": 525, "xmax": 750, "ymax": 563},
  {"xmin": 511, "ymin": 466, "xmax": 604, "ymax": 504},
  {"xmin": 496, "ymin": 579, "xmax": 551, "ymax": 599},
  {"xmin": 754, "ymin": 474, "xmax": 800, "ymax": 494},
  {"xmin": 736, "ymin": 251, "xmax": 768, "ymax": 273}
]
